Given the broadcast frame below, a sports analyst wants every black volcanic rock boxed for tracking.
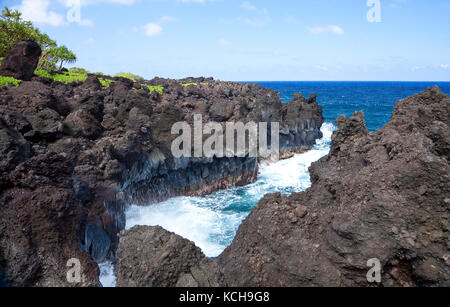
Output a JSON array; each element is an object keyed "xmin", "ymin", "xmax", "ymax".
[
  {"xmin": 218, "ymin": 86, "xmax": 450, "ymax": 287},
  {"xmin": 116, "ymin": 86, "xmax": 449, "ymax": 287},
  {"xmin": 0, "ymin": 41, "xmax": 42, "ymax": 81},
  {"xmin": 0, "ymin": 74, "xmax": 323, "ymax": 286},
  {"xmin": 116, "ymin": 226, "xmax": 223, "ymax": 287},
  {"xmin": 0, "ymin": 153, "xmax": 99, "ymax": 287}
]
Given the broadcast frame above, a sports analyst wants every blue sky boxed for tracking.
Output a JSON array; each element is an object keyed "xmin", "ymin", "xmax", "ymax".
[{"xmin": 2, "ymin": 0, "xmax": 450, "ymax": 81}]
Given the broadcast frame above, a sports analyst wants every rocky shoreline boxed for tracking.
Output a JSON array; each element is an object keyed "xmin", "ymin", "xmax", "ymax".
[
  {"xmin": 115, "ymin": 86, "xmax": 450, "ymax": 287},
  {"xmin": 0, "ymin": 44, "xmax": 324, "ymax": 286}
]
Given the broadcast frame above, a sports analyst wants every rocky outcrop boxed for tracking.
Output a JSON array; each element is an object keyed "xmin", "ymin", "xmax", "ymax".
[
  {"xmin": 0, "ymin": 41, "xmax": 42, "ymax": 81},
  {"xmin": 218, "ymin": 86, "xmax": 450, "ymax": 287},
  {"xmin": 115, "ymin": 86, "xmax": 449, "ymax": 287},
  {"xmin": 0, "ymin": 71, "xmax": 323, "ymax": 286},
  {"xmin": 0, "ymin": 153, "xmax": 99, "ymax": 287},
  {"xmin": 115, "ymin": 226, "xmax": 223, "ymax": 287}
]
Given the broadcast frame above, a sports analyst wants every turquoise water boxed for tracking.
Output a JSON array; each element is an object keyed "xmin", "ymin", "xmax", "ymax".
[{"xmin": 100, "ymin": 81, "xmax": 450, "ymax": 286}]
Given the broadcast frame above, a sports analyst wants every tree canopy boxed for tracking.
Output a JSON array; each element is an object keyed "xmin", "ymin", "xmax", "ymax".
[{"xmin": 0, "ymin": 7, "xmax": 77, "ymax": 71}]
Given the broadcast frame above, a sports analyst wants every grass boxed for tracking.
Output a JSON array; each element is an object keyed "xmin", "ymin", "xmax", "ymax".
[
  {"xmin": 35, "ymin": 69, "xmax": 115, "ymax": 88},
  {"xmin": 32, "ymin": 69, "xmax": 164, "ymax": 94},
  {"xmin": 114, "ymin": 72, "xmax": 144, "ymax": 82},
  {"xmin": 181, "ymin": 82, "xmax": 198, "ymax": 87},
  {"xmin": 0, "ymin": 76, "xmax": 21, "ymax": 86},
  {"xmin": 99, "ymin": 78, "xmax": 115, "ymax": 88},
  {"xmin": 140, "ymin": 84, "xmax": 164, "ymax": 94},
  {"xmin": 35, "ymin": 70, "xmax": 87, "ymax": 84}
]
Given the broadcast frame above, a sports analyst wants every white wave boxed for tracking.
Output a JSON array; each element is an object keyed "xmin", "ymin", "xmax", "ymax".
[
  {"xmin": 124, "ymin": 122, "xmax": 336, "ymax": 257},
  {"xmin": 98, "ymin": 122, "xmax": 336, "ymax": 285},
  {"xmin": 99, "ymin": 261, "xmax": 116, "ymax": 287}
]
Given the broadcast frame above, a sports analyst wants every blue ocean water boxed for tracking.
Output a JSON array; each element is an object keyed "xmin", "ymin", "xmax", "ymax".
[
  {"xmin": 255, "ymin": 81, "xmax": 450, "ymax": 131},
  {"xmin": 100, "ymin": 81, "xmax": 450, "ymax": 286}
]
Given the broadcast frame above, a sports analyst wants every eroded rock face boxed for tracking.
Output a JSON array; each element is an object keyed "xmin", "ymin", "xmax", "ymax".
[
  {"xmin": 0, "ymin": 41, "xmax": 42, "ymax": 81},
  {"xmin": 0, "ymin": 153, "xmax": 99, "ymax": 287},
  {"xmin": 0, "ymin": 74, "xmax": 323, "ymax": 286},
  {"xmin": 116, "ymin": 86, "xmax": 449, "ymax": 287},
  {"xmin": 218, "ymin": 86, "xmax": 450, "ymax": 287},
  {"xmin": 115, "ymin": 226, "xmax": 223, "ymax": 287}
]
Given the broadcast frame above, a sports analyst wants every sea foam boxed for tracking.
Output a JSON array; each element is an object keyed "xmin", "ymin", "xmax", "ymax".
[{"xmin": 99, "ymin": 122, "xmax": 335, "ymax": 287}]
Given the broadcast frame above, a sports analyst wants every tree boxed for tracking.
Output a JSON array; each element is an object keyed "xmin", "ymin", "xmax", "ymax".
[
  {"xmin": 53, "ymin": 45, "xmax": 77, "ymax": 70},
  {"xmin": 0, "ymin": 7, "xmax": 41, "ymax": 57},
  {"xmin": 0, "ymin": 7, "xmax": 77, "ymax": 71}
]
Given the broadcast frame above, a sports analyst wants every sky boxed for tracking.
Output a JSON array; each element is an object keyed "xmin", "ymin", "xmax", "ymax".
[{"xmin": 1, "ymin": 0, "xmax": 450, "ymax": 81}]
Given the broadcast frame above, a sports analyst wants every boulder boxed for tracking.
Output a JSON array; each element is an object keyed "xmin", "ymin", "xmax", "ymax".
[
  {"xmin": 115, "ymin": 226, "xmax": 223, "ymax": 287},
  {"xmin": 0, "ymin": 40, "xmax": 42, "ymax": 81},
  {"xmin": 64, "ymin": 109, "xmax": 102, "ymax": 140}
]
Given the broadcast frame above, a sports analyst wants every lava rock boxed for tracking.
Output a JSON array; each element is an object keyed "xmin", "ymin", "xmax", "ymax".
[
  {"xmin": 115, "ymin": 226, "xmax": 223, "ymax": 287},
  {"xmin": 0, "ymin": 40, "xmax": 42, "ymax": 81},
  {"xmin": 0, "ymin": 153, "xmax": 99, "ymax": 287},
  {"xmin": 218, "ymin": 86, "xmax": 450, "ymax": 287}
]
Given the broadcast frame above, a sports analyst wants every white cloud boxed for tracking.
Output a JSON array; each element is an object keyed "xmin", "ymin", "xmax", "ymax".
[
  {"xmin": 440, "ymin": 64, "xmax": 450, "ymax": 69},
  {"xmin": 139, "ymin": 16, "xmax": 177, "ymax": 37},
  {"xmin": 144, "ymin": 23, "xmax": 163, "ymax": 37},
  {"xmin": 219, "ymin": 38, "xmax": 232, "ymax": 46},
  {"xmin": 308, "ymin": 25, "xmax": 344, "ymax": 35},
  {"xmin": 15, "ymin": 0, "xmax": 65, "ymax": 26}
]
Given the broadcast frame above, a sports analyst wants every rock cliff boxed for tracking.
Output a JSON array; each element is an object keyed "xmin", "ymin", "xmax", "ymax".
[
  {"xmin": 0, "ymin": 64, "xmax": 323, "ymax": 285},
  {"xmin": 116, "ymin": 86, "xmax": 450, "ymax": 287}
]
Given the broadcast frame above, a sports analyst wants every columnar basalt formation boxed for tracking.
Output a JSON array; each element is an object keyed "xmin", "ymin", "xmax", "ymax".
[
  {"xmin": 0, "ymin": 65, "xmax": 323, "ymax": 285},
  {"xmin": 116, "ymin": 86, "xmax": 450, "ymax": 287}
]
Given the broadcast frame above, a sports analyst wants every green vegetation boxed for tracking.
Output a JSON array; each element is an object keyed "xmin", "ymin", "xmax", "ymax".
[
  {"xmin": 181, "ymin": 82, "xmax": 198, "ymax": 87},
  {"xmin": 140, "ymin": 84, "xmax": 164, "ymax": 94},
  {"xmin": 0, "ymin": 76, "xmax": 21, "ymax": 86},
  {"xmin": 69, "ymin": 67, "xmax": 89, "ymax": 74},
  {"xmin": 35, "ymin": 70, "xmax": 87, "ymax": 84},
  {"xmin": 0, "ymin": 57, "xmax": 3, "ymax": 65},
  {"xmin": 35, "ymin": 68, "xmax": 115, "ymax": 88},
  {"xmin": 0, "ymin": 8, "xmax": 77, "ymax": 71},
  {"xmin": 99, "ymin": 78, "xmax": 115, "ymax": 88},
  {"xmin": 114, "ymin": 72, "xmax": 144, "ymax": 82},
  {"xmin": 1, "ymin": 7, "xmax": 164, "ymax": 94}
]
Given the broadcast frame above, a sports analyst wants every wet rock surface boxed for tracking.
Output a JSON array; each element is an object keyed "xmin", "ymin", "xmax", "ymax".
[
  {"xmin": 0, "ymin": 73, "xmax": 322, "ymax": 286},
  {"xmin": 116, "ymin": 86, "xmax": 449, "ymax": 287}
]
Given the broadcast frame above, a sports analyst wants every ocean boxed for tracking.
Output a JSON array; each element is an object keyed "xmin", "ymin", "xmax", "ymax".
[{"xmin": 100, "ymin": 81, "xmax": 450, "ymax": 286}]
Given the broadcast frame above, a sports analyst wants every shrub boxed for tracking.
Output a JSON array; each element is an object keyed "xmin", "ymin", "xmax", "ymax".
[
  {"xmin": 34, "ymin": 69, "xmax": 87, "ymax": 84},
  {"xmin": 69, "ymin": 67, "xmax": 89, "ymax": 74},
  {"xmin": 0, "ymin": 76, "xmax": 21, "ymax": 86},
  {"xmin": 1, "ymin": 8, "xmax": 77, "ymax": 71},
  {"xmin": 99, "ymin": 78, "xmax": 114, "ymax": 88},
  {"xmin": 115, "ymin": 72, "xmax": 144, "ymax": 82},
  {"xmin": 140, "ymin": 84, "xmax": 164, "ymax": 94},
  {"xmin": 181, "ymin": 82, "xmax": 198, "ymax": 87}
]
